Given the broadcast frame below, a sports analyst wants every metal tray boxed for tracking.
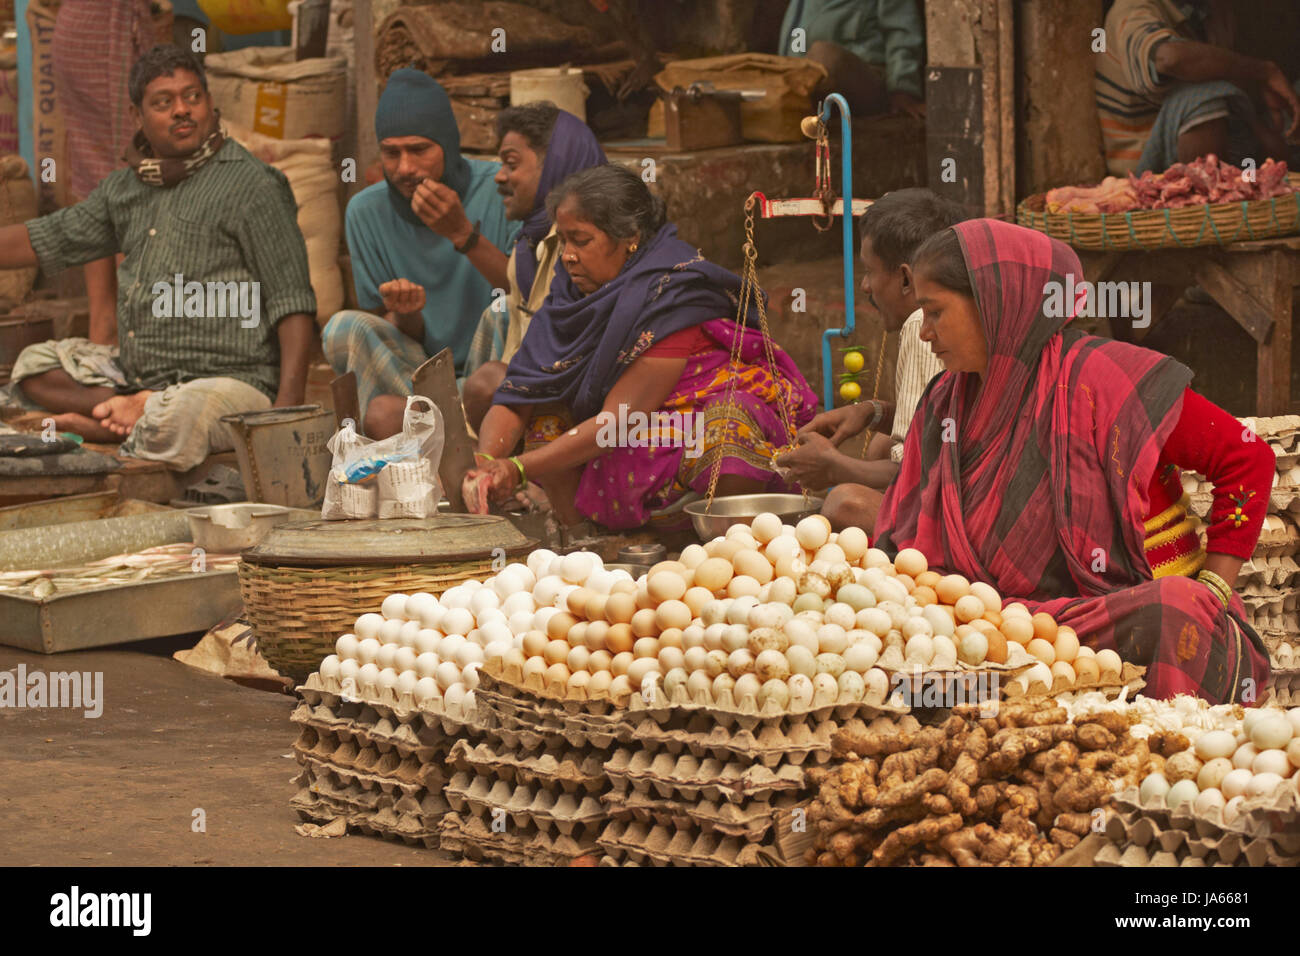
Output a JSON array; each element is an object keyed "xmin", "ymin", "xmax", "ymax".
[{"xmin": 0, "ymin": 570, "xmax": 242, "ymax": 653}]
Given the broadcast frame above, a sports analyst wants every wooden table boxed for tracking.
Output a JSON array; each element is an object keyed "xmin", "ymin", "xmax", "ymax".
[{"xmin": 1077, "ymin": 235, "xmax": 1300, "ymax": 415}]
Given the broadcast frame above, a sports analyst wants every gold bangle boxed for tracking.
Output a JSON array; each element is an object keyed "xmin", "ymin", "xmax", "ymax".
[{"xmin": 1196, "ymin": 569, "xmax": 1232, "ymax": 607}]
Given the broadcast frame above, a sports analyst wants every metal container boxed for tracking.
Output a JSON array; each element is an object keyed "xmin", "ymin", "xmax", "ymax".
[
  {"xmin": 684, "ymin": 493, "xmax": 825, "ymax": 540},
  {"xmin": 220, "ymin": 404, "xmax": 334, "ymax": 508},
  {"xmin": 0, "ymin": 510, "xmax": 196, "ymax": 572},
  {"xmin": 185, "ymin": 503, "xmax": 299, "ymax": 552},
  {"xmin": 618, "ymin": 543, "xmax": 666, "ymax": 567},
  {"xmin": 603, "ymin": 562, "xmax": 648, "ymax": 579},
  {"xmin": 0, "ymin": 492, "xmax": 170, "ymax": 532}
]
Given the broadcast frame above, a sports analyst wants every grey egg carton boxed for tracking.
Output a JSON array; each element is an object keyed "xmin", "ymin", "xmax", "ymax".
[
  {"xmin": 292, "ymin": 783, "xmax": 443, "ymax": 847},
  {"xmin": 625, "ymin": 714, "xmax": 837, "ymax": 768},
  {"xmin": 298, "ymin": 675, "xmax": 488, "ymax": 736},
  {"xmin": 443, "ymin": 771, "xmax": 607, "ymax": 837},
  {"xmin": 596, "ymin": 819, "xmax": 766, "ymax": 866},
  {"xmin": 1110, "ymin": 783, "xmax": 1300, "ymax": 858},
  {"xmin": 600, "ymin": 787, "xmax": 799, "ymax": 841},
  {"xmin": 294, "ymin": 724, "xmax": 447, "ymax": 785},
  {"xmin": 1240, "ymin": 555, "xmax": 1300, "ymax": 588},
  {"xmin": 626, "ymin": 685, "xmax": 908, "ymax": 733},
  {"xmin": 436, "ymin": 809, "xmax": 598, "ymax": 866},
  {"xmin": 473, "ymin": 687, "xmax": 634, "ymax": 751},
  {"xmin": 603, "ymin": 747, "xmax": 807, "ymax": 803},
  {"xmin": 448, "ymin": 738, "xmax": 606, "ymax": 794}
]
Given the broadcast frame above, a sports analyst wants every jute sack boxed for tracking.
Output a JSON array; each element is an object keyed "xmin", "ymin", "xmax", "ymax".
[
  {"xmin": 647, "ymin": 53, "xmax": 827, "ymax": 143},
  {"xmin": 225, "ymin": 122, "xmax": 342, "ymax": 323},
  {"xmin": 0, "ymin": 154, "xmax": 38, "ymax": 307},
  {"xmin": 205, "ymin": 47, "xmax": 347, "ymax": 149}
]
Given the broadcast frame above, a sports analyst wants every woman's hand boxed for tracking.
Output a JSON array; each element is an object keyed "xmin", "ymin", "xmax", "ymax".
[
  {"xmin": 798, "ymin": 401, "xmax": 887, "ymax": 446},
  {"xmin": 461, "ymin": 459, "xmax": 519, "ymax": 512}
]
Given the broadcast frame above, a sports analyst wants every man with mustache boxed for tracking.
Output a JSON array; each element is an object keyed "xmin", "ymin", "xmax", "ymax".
[
  {"xmin": 0, "ymin": 45, "xmax": 316, "ymax": 472},
  {"xmin": 460, "ymin": 101, "xmax": 606, "ymax": 432},
  {"xmin": 322, "ymin": 69, "xmax": 515, "ymax": 438},
  {"xmin": 775, "ymin": 188, "xmax": 965, "ymax": 532}
]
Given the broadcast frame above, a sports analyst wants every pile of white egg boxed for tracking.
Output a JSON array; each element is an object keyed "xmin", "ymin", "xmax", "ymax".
[
  {"xmin": 1138, "ymin": 705, "xmax": 1300, "ymax": 822},
  {"xmin": 478, "ymin": 514, "xmax": 1084, "ymax": 712},
  {"xmin": 315, "ymin": 513, "xmax": 1098, "ymax": 716}
]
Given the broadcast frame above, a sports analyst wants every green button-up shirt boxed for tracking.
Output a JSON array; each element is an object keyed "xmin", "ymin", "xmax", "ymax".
[{"xmin": 26, "ymin": 138, "xmax": 316, "ymax": 399}]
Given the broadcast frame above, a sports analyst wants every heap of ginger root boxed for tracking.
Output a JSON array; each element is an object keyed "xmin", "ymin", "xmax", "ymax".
[{"xmin": 805, "ymin": 699, "xmax": 1157, "ymax": 866}]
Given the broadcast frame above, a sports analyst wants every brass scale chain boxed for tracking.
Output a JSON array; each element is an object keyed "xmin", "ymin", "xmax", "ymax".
[{"xmin": 703, "ymin": 174, "xmax": 888, "ymax": 508}]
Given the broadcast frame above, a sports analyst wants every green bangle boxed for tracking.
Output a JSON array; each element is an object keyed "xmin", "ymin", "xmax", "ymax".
[
  {"xmin": 509, "ymin": 455, "xmax": 526, "ymax": 489},
  {"xmin": 475, "ymin": 452, "xmax": 494, "ymax": 462}
]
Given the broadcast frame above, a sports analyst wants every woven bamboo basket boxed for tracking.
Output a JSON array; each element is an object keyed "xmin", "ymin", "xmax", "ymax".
[
  {"xmin": 1017, "ymin": 174, "xmax": 1300, "ymax": 251},
  {"xmin": 239, "ymin": 559, "xmax": 502, "ymax": 681},
  {"xmin": 238, "ymin": 515, "xmax": 534, "ymax": 682}
]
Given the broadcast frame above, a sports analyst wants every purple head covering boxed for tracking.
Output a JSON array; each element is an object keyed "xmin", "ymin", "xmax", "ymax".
[
  {"xmin": 494, "ymin": 223, "xmax": 759, "ymax": 420},
  {"xmin": 513, "ymin": 111, "xmax": 606, "ymax": 297}
]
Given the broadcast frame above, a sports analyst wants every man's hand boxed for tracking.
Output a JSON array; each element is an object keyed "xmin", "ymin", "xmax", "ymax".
[
  {"xmin": 1260, "ymin": 62, "xmax": 1300, "ymax": 140},
  {"xmin": 775, "ymin": 432, "xmax": 845, "ymax": 490},
  {"xmin": 412, "ymin": 180, "xmax": 473, "ymax": 244},
  {"xmin": 888, "ymin": 91, "xmax": 926, "ymax": 120},
  {"xmin": 798, "ymin": 402, "xmax": 876, "ymax": 446},
  {"xmin": 379, "ymin": 278, "xmax": 426, "ymax": 319}
]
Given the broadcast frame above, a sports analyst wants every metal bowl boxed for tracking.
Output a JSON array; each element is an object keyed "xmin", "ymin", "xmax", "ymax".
[
  {"xmin": 186, "ymin": 503, "xmax": 295, "ymax": 552},
  {"xmin": 684, "ymin": 493, "xmax": 824, "ymax": 541},
  {"xmin": 618, "ymin": 543, "xmax": 667, "ymax": 566}
]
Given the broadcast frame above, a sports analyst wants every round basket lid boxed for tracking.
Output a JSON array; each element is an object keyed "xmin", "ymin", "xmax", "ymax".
[{"xmin": 240, "ymin": 514, "xmax": 536, "ymax": 567}]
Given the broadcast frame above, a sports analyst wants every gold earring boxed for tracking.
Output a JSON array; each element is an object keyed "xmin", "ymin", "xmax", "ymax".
[{"xmin": 629, "ymin": 241, "xmax": 638, "ymax": 253}]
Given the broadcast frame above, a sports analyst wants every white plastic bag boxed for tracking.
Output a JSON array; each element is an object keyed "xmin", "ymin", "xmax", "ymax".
[{"xmin": 320, "ymin": 396, "xmax": 445, "ymax": 520}]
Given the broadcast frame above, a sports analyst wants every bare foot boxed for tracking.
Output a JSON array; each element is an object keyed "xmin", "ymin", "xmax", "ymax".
[
  {"xmin": 92, "ymin": 391, "xmax": 154, "ymax": 438},
  {"xmin": 52, "ymin": 412, "xmax": 121, "ymax": 444}
]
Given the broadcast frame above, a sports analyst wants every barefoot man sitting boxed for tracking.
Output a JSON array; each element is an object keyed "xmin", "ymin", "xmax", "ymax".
[{"xmin": 0, "ymin": 45, "xmax": 316, "ymax": 470}]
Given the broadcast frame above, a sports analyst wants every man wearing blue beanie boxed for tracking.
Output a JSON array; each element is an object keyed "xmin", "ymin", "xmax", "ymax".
[{"xmin": 323, "ymin": 68, "xmax": 515, "ymax": 438}]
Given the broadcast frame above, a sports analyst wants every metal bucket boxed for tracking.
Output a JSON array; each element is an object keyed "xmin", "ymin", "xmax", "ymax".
[{"xmin": 220, "ymin": 405, "xmax": 334, "ymax": 508}]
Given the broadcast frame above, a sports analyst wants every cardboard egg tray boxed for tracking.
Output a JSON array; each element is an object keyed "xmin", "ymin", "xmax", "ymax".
[
  {"xmin": 603, "ymin": 747, "xmax": 806, "ymax": 803},
  {"xmin": 447, "ymin": 738, "xmax": 606, "ymax": 794},
  {"xmin": 294, "ymin": 728, "xmax": 441, "ymax": 794},
  {"xmin": 1255, "ymin": 517, "xmax": 1300, "ymax": 558},
  {"xmin": 436, "ymin": 808, "xmax": 598, "ymax": 866},
  {"xmin": 600, "ymin": 787, "xmax": 800, "ymax": 841},
  {"xmin": 625, "ymin": 713, "xmax": 837, "ymax": 768},
  {"xmin": 291, "ymin": 767, "xmax": 446, "ymax": 847},
  {"xmin": 625, "ymin": 686, "xmax": 908, "ymax": 733},
  {"xmin": 442, "ymin": 771, "xmax": 606, "ymax": 837},
  {"xmin": 1266, "ymin": 668, "xmax": 1300, "ymax": 706},
  {"xmin": 1097, "ymin": 783, "xmax": 1300, "ymax": 866},
  {"xmin": 472, "ymin": 688, "xmax": 634, "ymax": 752},
  {"xmin": 596, "ymin": 819, "xmax": 767, "ymax": 866},
  {"xmin": 299, "ymin": 672, "xmax": 486, "ymax": 736},
  {"xmin": 1241, "ymin": 582, "xmax": 1299, "ymax": 615},
  {"xmin": 1241, "ymin": 555, "xmax": 1300, "ymax": 588},
  {"xmin": 480, "ymin": 657, "xmax": 629, "ymax": 714}
]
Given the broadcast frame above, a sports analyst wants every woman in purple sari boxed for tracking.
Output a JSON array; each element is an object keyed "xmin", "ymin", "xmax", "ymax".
[{"xmin": 466, "ymin": 165, "xmax": 817, "ymax": 534}]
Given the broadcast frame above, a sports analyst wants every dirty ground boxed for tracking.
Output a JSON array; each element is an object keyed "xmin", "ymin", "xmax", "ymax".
[{"xmin": 0, "ymin": 637, "xmax": 455, "ymax": 866}]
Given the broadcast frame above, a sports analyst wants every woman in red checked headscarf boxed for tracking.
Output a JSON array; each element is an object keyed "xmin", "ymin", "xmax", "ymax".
[{"xmin": 873, "ymin": 219, "xmax": 1272, "ymax": 703}]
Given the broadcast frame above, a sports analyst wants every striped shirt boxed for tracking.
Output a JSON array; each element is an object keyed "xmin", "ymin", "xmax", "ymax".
[
  {"xmin": 890, "ymin": 309, "xmax": 945, "ymax": 463},
  {"xmin": 26, "ymin": 138, "xmax": 316, "ymax": 398},
  {"xmin": 1094, "ymin": 0, "xmax": 1200, "ymax": 175}
]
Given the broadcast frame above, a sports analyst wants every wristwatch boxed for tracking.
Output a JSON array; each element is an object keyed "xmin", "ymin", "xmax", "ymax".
[{"xmin": 455, "ymin": 221, "xmax": 482, "ymax": 254}]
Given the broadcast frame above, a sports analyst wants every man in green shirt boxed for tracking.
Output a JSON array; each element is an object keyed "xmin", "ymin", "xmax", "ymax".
[{"xmin": 0, "ymin": 46, "xmax": 317, "ymax": 471}]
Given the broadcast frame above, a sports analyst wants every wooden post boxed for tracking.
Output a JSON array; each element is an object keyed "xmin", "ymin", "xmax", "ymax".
[
  {"xmin": 352, "ymin": 0, "xmax": 378, "ymax": 199},
  {"xmin": 924, "ymin": 0, "xmax": 1015, "ymax": 217}
]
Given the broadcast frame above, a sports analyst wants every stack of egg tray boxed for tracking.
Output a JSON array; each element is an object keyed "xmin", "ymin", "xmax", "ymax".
[
  {"xmin": 289, "ymin": 674, "xmax": 486, "ymax": 849},
  {"xmin": 436, "ymin": 670, "xmax": 629, "ymax": 865},
  {"xmin": 1184, "ymin": 415, "xmax": 1300, "ymax": 703},
  {"xmin": 595, "ymin": 691, "xmax": 909, "ymax": 867},
  {"xmin": 1093, "ymin": 782, "xmax": 1300, "ymax": 868}
]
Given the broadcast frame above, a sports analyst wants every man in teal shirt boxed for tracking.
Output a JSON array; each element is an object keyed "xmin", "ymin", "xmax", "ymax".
[
  {"xmin": 323, "ymin": 69, "xmax": 516, "ymax": 437},
  {"xmin": 779, "ymin": 0, "xmax": 926, "ymax": 119}
]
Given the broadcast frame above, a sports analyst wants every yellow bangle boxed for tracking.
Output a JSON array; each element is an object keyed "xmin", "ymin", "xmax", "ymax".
[
  {"xmin": 475, "ymin": 452, "xmax": 494, "ymax": 462},
  {"xmin": 509, "ymin": 455, "xmax": 527, "ymax": 489},
  {"xmin": 1196, "ymin": 569, "xmax": 1232, "ymax": 607}
]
